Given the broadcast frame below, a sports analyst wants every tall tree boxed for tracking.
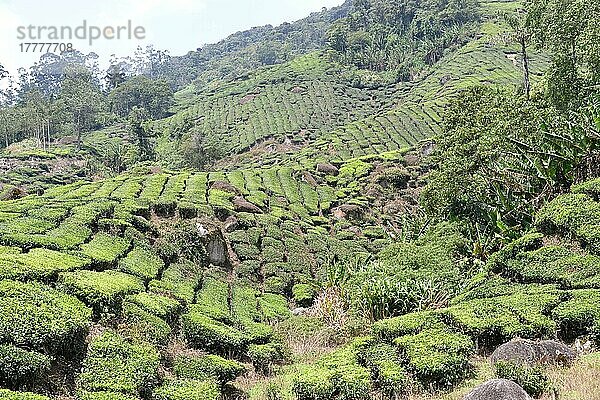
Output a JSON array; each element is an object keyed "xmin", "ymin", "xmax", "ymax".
[
  {"xmin": 108, "ymin": 75, "xmax": 173, "ymax": 119},
  {"xmin": 127, "ymin": 106, "xmax": 153, "ymax": 161},
  {"xmin": 527, "ymin": 0, "xmax": 600, "ymax": 109},
  {"xmin": 58, "ymin": 66, "xmax": 105, "ymax": 147},
  {"xmin": 504, "ymin": 10, "xmax": 532, "ymax": 99}
]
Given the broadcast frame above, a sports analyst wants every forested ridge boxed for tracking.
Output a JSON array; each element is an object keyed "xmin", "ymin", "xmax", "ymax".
[{"xmin": 0, "ymin": 0, "xmax": 599, "ymax": 399}]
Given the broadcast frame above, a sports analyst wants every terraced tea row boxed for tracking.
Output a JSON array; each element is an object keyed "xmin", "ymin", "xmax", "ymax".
[{"xmin": 154, "ymin": 52, "xmax": 394, "ymax": 159}]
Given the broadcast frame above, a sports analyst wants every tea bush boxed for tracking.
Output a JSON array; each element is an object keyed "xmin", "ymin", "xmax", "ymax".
[
  {"xmin": 125, "ymin": 293, "xmax": 181, "ymax": 324},
  {"xmin": 495, "ymin": 361, "xmax": 550, "ymax": 398},
  {"xmin": 173, "ymin": 354, "xmax": 245, "ymax": 385},
  {"xmin": 148, "ymin": 261, "xmax": 202, "ymax": 305},
  {"xmin": 80, "ymin": 233, "xmax": 131, "ymax": 265},
  {"xmin": 0, "ymin": 344, "xmax": 51, "ymax": 389},
  {"xmin": 76, "ymin": 330, "xmax": 160, "ymax": 396},
  {"xmin": 248, "ymin": 343, "xmax": 284, "ymax": 375},
  {"xmin": 59, "ymin": 270, "xmax": 145, "ymax": 314},
  {"xmin": 357, "ymin": 342, "xmax": 408, "ymax": 397},
  {"xmin": 151, "ymin": 379, "xmax": 220, "ymax": 400},
  {"xmin": 121, "ymin": 302, "xmax": 172, "ymax": 345},
  {"xmin": 0, "ymin": 389, "xmax": 50, "ymax": 400},
  {"xmin": 394, "ymin": 328, "xmax": 473, "ymax": 387},
  {"xmin": 118, "ymin": 245, "xmax": 164, "ymax": 280},
  {"xmin": 0, "ymin": 280, "xmax": 92, "ymax": 355},
  {"xmin": 0, "ymin": 249, "xmax": 89, "ymax": 281},
  {"xmin": 181, "ymin": 312, "xmax": 248, "ymax": 355},
  {"xmin": 551, "ymin": 289, "xmax": 600, "ymax": 340}
]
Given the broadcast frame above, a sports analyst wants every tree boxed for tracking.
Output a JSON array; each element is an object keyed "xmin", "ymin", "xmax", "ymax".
[
  {"xmin": 127, "ymin": 106, "xmax": 153, "ymax": 161},
  {"xmin": 58, "ymin": 66, "xmax": 106, "ymax": 147},
  {"xmin": 0, "ymin": 64, "xmax": 7, "ymax": 80},
  {"xmin": 421, "ymin": 87, "xmax": 600, "ymax": 254},
  {"xmin": 108, "ymin": 75, "xmax": 173, "ymax": 119},
  {"xmin": 105, "ymin": 64, "xmax": 126, "ymax": 90},
  {"xmin": 526, "ymin": 0, "xmax": 600, "ymax": 109},
  {"xmin": 504, "ymin": 10, "xmax": 532, "ymax": 99}
]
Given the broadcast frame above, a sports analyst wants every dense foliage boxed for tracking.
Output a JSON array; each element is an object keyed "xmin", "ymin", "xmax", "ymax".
[
  {"xmin": 327, "ymin": 0, "xmax": 480, "ymax": 80},
  {"xmin": 1, "ymin": 0, "xmax": 600, "ymax": 399}
]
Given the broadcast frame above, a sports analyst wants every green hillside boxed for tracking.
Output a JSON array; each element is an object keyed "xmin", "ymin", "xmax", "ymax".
[{"xmin": 0, "ymin": 0, "xmax": 599, "ymax": 399}]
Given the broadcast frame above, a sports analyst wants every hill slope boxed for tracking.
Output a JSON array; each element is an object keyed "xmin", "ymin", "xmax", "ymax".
[{"xmin": 1, "ymin": 0, "xmax": 598, "ymax": 399}]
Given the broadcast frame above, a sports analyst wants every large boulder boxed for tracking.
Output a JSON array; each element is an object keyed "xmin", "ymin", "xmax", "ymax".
[
  {"xmin": 463, "ymin": 379, "xmax": 532, "ymax": 400},
  {"xmin": 196, "ymin": 222, "xmax": 229, "ymax": 267},
  {"xmin": 491, "ymin": 339, "xmax": 576, "ymax": 367},
  {"xmin": 316, "ymin": 163, "xmax": 339, "ymax": 176},
  {"xmin": 232, "ymin": 196, "xmax": 263, "ymax": 214},
  {"xmin": 211, "ymin": 181, "xmax": 241, "ymax": 195}
]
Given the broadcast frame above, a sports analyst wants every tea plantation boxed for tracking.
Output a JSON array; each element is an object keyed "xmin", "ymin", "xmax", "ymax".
[{"xmin": 1, "ymin": 0, "xmax": 599, "ymax": 398}]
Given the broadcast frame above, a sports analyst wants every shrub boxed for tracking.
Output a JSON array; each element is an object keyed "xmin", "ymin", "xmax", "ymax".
[
  {"xmin": 0, "ymin": 344, "xmax": 51, "ymax": 389},
  {"xmin": 357, "ymin": 343, "xmax": 408, "ymax": 397},
  {"xmin": 572, "ymin": 177, "xmax": 600, "ymax": 200},
  {"xmin": 232, "ymin": 242, "xmax": 260, "ymax": 261},
  {"xmin": 264, "ymin": 276, "xmax": 288, "ymax": 294},
  {"xmin": 292, "ymin": 364, "xmax": 337, "ymax": 400},
  {"xmin": 3, "ymin": 222, "xmax": 92, "ymax": 251},
  {"xmin": 125, "ymin": 293, "xmax": 181, "ymax": 324},
  {"xmin": 0, "ymin": 389, "xmax": 50, "ymax": 400},
  {"xmin": 177, "ymin": 202, "xmax": 197, "ymax": 219},
  {"xmin": 394, "ymin": 328, "xmax": 473, "ymax": 387},
  {"xmin": 80, "ymin": 233, "xmax": 131, "ymax": 265},
  {"xmin": 292, "ymin": 284, "xmax": 316, "ymax": 307},
  {"xmin": 487, "ymin": 233, "xmax": 545, "ymax": 274},
  {"xmin": 58, "ymin": 270, "xmax": 145, "ymax": 315},
  {"xmin": 194, "ymin": 277, "xmax": 232, "ymax": 323},
  {"xmin": 499, "ymin": 246, "xmax": 600, "ymax": 288},
  {"xmin": 173, "ymin": 354, "xmax": 245, "ymax": 385},
  {"xmin": 148, "ymin": 261, "xmax": 202, "ymax": 305},
  {"xmin": 258, "ymin": 293, "xmax": 291, "ymax": 322},
  {"xmin": 76, "ymin": 391, "xmax": 140, "ymax": 400},
  {"xmin": 121, "ymin": 302, "xmax": 172, "ymax": 345},
  {"xmin": 551, "ymin": 290, "xmax": 600, "ymax": 340},
  {"xmin": 0, "ymin": 248, "xmax": 89, "ymax": 282},
  {"xmin": 151, "ymin": 379, "xmax": 220, "ymax": 400},
  {"xmin": 76, "ymin": 330, "xmax": 160, "ymax": 396},
  {"xmin": 373, "ymin": 311, "xmax": 444, "ymax": 341},
  {"xmin": 181, "ymin": 313, "xmax": 248, "ymax": 355},
  {"xmin": 495, "ymin": 361, "xmax": 550, "ymax": 398},
  {"xmin": 294, "ymin": 339, "xmax": 372, "ymax": 400},
  {"xmin": 118, "ymin": 245, "xmax": 164, "ymax": 280},
  {"xmin": 443, "ymin": 290, "xmax": 560, "ymax": 348},
  {"xmin": 0, "ymin": 280, "xmax": 92, "ymax": 356},
  {"xmin": 237, "ymin": 260, "xmax": 261, "ymax": 281},
  {"xmin": 535, "ymin": 194, "xmax": 600, "ymax": 252},
  {"xmin": 232, "ymin": 285, "xmax": 261, "ymax": 324},
  {"xmin": 248, "ymin": 343, "xmax": 284, "ymax": 375}
]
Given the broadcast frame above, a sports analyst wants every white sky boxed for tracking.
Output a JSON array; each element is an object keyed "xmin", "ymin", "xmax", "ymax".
[{"xmin": 0, "ymin": 0, "xmax": 345, "ymax": 77}]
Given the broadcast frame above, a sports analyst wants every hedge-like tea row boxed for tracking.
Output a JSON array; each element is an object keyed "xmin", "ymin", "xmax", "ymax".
[
  {"xmin": 0, "ymin": 280, "xmax": 92, "ymax": 355},
  {"xmin": 76, "ymin": 330, "xmax": 160, "ymax": 396},
  {"xmin": 0, "ymin": 248, "xmax": 89, "ymax": 281},
  {"xmin": 59, "ymin": 270, "xmax": 145, "ymax": 314},
  {"xmin": 118, "ymin": 245, "xmax": 164, "ymax": 280}
]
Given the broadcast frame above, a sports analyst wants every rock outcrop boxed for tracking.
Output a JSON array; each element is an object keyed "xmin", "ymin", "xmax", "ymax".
[
  {"xmin": 463, "ymin": 379, "xmax": 532, "ymax": 400},
  {"xmin": 491, "ymin": 339, "xmax": 576, "ymax": 367},
  {"xmin": 233, "ymin": 196, "xmax": 263, "ymax": 214},
  {"xmin": 316, "ymin": 163, "xmax": 339, "ymax": 176}
]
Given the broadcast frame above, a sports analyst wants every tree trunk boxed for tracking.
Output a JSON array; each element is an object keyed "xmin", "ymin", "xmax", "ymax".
[{"xmin": 521, "ymin": 36, "xmax": 531, "ymax": 100}]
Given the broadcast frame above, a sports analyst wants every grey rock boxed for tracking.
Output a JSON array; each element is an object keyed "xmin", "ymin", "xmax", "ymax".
[
  {"xmin": 316, "ymin": 163, "xmax": 339, "ymax": 176},
  {"xmin": 211, "ymin": 181, "xmax": 241, "ymax": 195},
  {"xmin": 292, "ymin": 307, "xmax": 309, "ymax": 316},
  {"xmin": 491, "ymin": 339, "xmax": 576, "ymax": 367},
  {"xmin": 233, "ymin": 196, "xmax": 263, "ymax": 214},
  {"xmin": 463, "ymin": 379, "xmax": 532, "ymax": 400}
]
